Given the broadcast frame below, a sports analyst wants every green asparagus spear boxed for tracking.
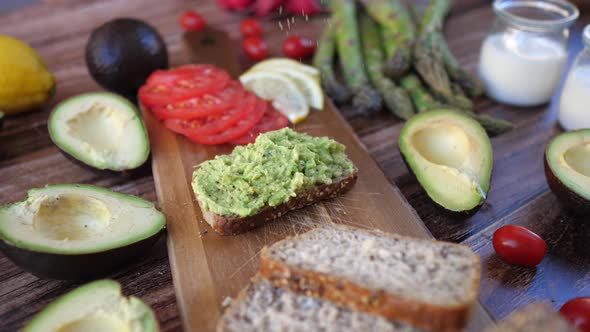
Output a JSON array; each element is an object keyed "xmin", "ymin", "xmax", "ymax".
[
  {"xmin": 359, "ymin": 12, "xmax": 414, "ymax": 120},
  {"xmin": 332, "ymin": 0, "xmax": 382, "ymax": 114},
  {"xmin": 414, "ymin": 0, "xmax": 472, "ymax": 109},
  {"xmin": 400, "ymin": 74, "xmax": 512, "ymax": 135},
  {"xmin": 360, "ymin": 0, "xmax": 416, "ymax": 79},
  {"xmin": 313, "ymin": 24, "xmax": 352, "ymax": 105},
  {"xmin": 400, "ymin": 74, "xmax": 445, "ymax": 113},
  {"xmin": 435, "ymin": 32, "xmax": 483, "ymax": 98},
  {"xmin": 466, "ymin": 111, "xmax": 513, "ymax": 137}
]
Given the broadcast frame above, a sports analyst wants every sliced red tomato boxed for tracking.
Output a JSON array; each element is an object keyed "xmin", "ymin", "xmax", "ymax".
[
  {"xmin": 230, "ymin": 105, "xmax": 289, "ymax": 145},
  {"xmin": 139, "ymin": 65, "xmax": 231, "ymax": 107},
  {"xmin": 163, "ymin": 92, "xmax": 256, "ymax": 137},
  {"xmin": 187, "ymin": 98, "xmax": 266, "ymax": 145},
  {"xmin": 150, "ymin": 81, "xmax": 245, "ymax": 120}
]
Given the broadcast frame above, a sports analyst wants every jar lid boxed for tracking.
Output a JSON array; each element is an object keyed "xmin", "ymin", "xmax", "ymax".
[{"xmin": 494, "ymin": 0, "xmax": 579, "ymax": 32}]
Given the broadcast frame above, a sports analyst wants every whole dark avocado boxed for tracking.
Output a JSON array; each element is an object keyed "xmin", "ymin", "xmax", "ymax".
[{"xmin": 86, "ymin": 18, "xmax": 168, "ymax": 96}]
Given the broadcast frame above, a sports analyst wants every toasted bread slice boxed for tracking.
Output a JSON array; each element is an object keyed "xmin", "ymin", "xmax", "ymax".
[
  {"xmin": 259, "ymin": 224, "xmax": 481, "ymax": 332},
  {"xmin": 217, "ymin": 275, "xmax": 422, "ymax": 332},
  {"xmin": 196, "ymin": 172, "xmax": 357, "ymax": 235},
  {"xmin": 484, "ymin": 303, "xmax": 576, "ymax": 332}
]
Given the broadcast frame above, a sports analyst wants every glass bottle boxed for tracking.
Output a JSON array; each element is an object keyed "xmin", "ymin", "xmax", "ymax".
[
  {"xmin": 478, "ymin": 0, "xmax": 579, "ymax": 107},
  {"xmin": 558, "ymin": 24, "xmax": 590, "ymax": 131}
]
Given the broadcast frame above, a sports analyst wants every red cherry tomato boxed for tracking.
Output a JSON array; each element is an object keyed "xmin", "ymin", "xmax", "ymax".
[
  {"xmin": 492, "ymin": 225, "xmax": 547, "ymax": 267},
  {"xmin": 560, "ymin": 297, "xmax": 590, "ymax": 332},
  {"xmin": 283, "ymin": 36, "xmax": 316, "ymax": 59},
  {"xmin": 179, "ymin": 11, "xmax": 206, "ymax": 32},
  {"xmin": 240, "ymin": 19, "xmax": 263, "ymax": 38},
  {"xmin": 243, "ymin": 37, "xmax": 268, "ymax": 61}
]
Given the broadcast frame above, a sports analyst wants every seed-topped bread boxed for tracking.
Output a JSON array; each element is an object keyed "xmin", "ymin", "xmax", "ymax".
[
  {"xmin": 259, "ymin": 224, "xmax": 481, "ymax": 332},
  {"xmin": 192, "ymin": 128, "xmax": 357, "ymax": 235},
  {"xmin": 484, "ymin": 303, "xmax": 576, "ymax": 332},
  {"xmin": 217, "ymin": 276, "xmax": 423, "ymax": 332}
]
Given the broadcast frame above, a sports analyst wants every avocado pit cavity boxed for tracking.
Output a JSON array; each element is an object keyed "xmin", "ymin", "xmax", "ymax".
[
  {"xmin": 563, "ymin": 143, "xmax": 590, "ymax": 177},
  {"xmin": 33, "ymin": 194, "xmax": 111, "ymax": 241},
  {"xmin": 411, "ymin": 124, "xmax": 470, "ymax": 169},
  {"xmin": 66, "ymin": 103, "xmax": 127, "ymax": 163},
  {"xmin": 57, "ymin": 314, "xmax": 130, "ymax": 332}
]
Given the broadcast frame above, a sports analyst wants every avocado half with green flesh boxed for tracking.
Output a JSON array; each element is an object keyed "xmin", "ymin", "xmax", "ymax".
[
  {"xmin": 49, "ymin": 92, "xmax": 150, "ymax": 171},
  {"xmin": 545, "ymin": 129, "xmax": 590, "ymax": 214},
  {"xmin": 399, "ymin": 109, "xmax": 493, "ymax": 213},
  {"xmin": 24, "ymin": 279, "xmax": 158, "ymax": 332},
  {"xmin": 0, "ymin": 184, "xmax": 165, "ymax": 279}
]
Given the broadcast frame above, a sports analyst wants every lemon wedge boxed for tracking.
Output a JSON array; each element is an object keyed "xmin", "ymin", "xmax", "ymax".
[
  {"xmin": 250, "ymin": 58, "xmax": 319, "ymax": 80},
  {"xmin": 240, "ymin": 71, "xmax": 309, "ymax": 124},
  {"xmin": 249, "ymin": 66, "xmax": 324, "ymax": 111}
]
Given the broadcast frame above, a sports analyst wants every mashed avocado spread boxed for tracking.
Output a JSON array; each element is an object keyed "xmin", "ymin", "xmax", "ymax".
[{"xmin": 192, "ymin": 128, "xmax": 355, "ymax": 217}]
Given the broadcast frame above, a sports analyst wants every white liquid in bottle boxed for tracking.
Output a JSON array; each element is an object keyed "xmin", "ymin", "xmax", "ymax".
[
  {"xmin": 558, "ymin": 66, "xmax": 590, "ymax": 131},
  {"xmin": 479, "ymin": 33, "xmax": 567, "ymax": 106}
]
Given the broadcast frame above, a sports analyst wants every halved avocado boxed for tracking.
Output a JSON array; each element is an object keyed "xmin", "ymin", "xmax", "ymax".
[
  {"xmin": 545, "ymin": 129, "xmax": 590, "ymax": 214},
  {"xmin": 0, "ymin": 184, "xmax": 165, "ymax": 279},
  {"xmin": 399, "ymin": 109, "xmax": 493, "ymax": 213},
  {"xmin": 23, "ymin": 279, "xmax": 158, "ymax": 332},
  {"xmin": 48, "ymin": 92, "xmax": 150, "ymax": 171}
]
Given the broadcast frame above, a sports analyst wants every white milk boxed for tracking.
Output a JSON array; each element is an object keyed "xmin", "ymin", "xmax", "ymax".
[
  {"xmin": 479, "ymin": 33, "xmax": 567, "ymax": 106},
  {"xmin": 559, "ymin": 65, "xmax": 590, "ymax": 130}
]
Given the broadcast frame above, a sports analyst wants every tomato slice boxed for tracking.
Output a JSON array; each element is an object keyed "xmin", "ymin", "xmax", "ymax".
[
  {"xmin": 163, "ymin": 92, "xmax": 256, "ymax": 137},
  {"xmin": 230, "ymin": 105, "xmax": 289, "ymax": 145},
  {"xmin": 139, "ymin": 65, "xmax": 231, "ymax": 107},
  {"xmin": 150, "ymin": 81, "xmax": 245, "ymax": 120},
  {"xmin": 187, "ymin": 98, "xmax": 266, "ymax": 145}
]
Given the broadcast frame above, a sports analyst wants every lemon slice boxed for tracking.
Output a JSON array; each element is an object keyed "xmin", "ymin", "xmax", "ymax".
[
  {"xmin": 249, "ymin": 67, "xmax": 324, "ymax": 111},
  {"xmin": 239, "ymin": 71, "xmax": 309, "ymax": 124},
  {"xmin": 250, "ymin": 58, "xmax": 320, "ymax": 80}
]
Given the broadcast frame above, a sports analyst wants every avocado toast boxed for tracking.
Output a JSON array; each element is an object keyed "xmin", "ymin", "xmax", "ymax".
[{"xmin": 192, "ymin": 128, "xmax": 358, "ymax": 235}]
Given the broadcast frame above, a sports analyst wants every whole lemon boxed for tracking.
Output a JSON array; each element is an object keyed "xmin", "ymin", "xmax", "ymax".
[{"xmin": 0, "ymin": 35, "xmax": 55, "ymax": 115}]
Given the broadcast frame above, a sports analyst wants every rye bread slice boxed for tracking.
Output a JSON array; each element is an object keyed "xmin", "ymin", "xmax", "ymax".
[
  {"xmin": 196, "ymin": 172, "xmax": 357, "ymax": 235},
  {"xmin": 217, "ymin": 275, "xmax": 423, "ymax": 332},
  {"xmin": 259, "ymin": 224, "xmax": 481, "ymax": 332},
  {"xmin": 484, "ymin": 303, "xmax": 576, "ymax": 332}
]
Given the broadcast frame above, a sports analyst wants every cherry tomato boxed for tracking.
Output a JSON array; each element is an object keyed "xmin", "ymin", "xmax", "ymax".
[
  {"xmin": 240, "ymin": 19, "xmax": 263, "ymax": 38},
  {"xmin": 283, "ymin": 36, "xmax": 316, "ymax": 59},
  {"xmin": 243, "ymin": 37, "xmax": 268, "ymax": 61},
  {"xmin": 179, "ymin": 11, "xmax": 206, "ymax": 32},
  {"xmin": 560, "ymin": 297, "xmax": 590, "ymax": 332},
  {"xmin": 492, "ymin": 225, "xmax": 547, "ymax": 267}
]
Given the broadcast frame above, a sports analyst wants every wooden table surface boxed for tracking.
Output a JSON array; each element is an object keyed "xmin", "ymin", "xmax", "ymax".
[{"xmin": 1, "ymin": 1, "xmax": 589, "ymax": 331}]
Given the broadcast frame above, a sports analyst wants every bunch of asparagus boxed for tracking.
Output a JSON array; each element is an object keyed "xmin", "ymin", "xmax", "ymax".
[{"xmin": 313, "ymin": 0, "xmax": 513, "ymax": 136}]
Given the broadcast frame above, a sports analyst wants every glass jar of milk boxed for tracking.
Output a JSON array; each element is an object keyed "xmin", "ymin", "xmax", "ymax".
[
  {"xmin": 479, "ymin": 0, "xmax": 579, "ymax": 107},
  {"xmin": 558, "ymin": 25, "xmax": 590, "ymax": 131}
]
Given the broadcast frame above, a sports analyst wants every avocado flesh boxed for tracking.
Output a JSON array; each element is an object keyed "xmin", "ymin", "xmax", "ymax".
[
  {"xmin": 24, "ymin": 280, "xmax": 158, "ymax": 332},
  {"xmin": 399, "ymin": 110, "xmax": 493, "ymax": 212},
  {"xmin": 0, "ymin": 184, "xmax": 165, "ymax": 255},
  {"xmin": 546, "ymin": 129, "xmax": 590, "ymax": 202},
  {"xmin": 49, "ymin": 92, "xmax": 149, "ymax": 171}
]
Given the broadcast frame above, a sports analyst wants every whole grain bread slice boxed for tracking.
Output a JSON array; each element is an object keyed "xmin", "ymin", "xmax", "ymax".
[
  {"xmin": 483, "ymin": 303, "xmax": 576, "ymax": 332},
  {"xmin": 217, "ymin": 275, "xmax": 423, "ymax": 332},
  {"xmin": 196, "ymin": 172, "xmax": 357, "ymax": 235},
  {"xmin": 259, "ymin": 224, "xmax": 481, "ymax": 332}
]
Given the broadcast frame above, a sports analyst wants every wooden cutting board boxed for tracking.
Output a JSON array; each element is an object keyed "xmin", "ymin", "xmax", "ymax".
[{"xmin": 142, "ymin": 28, "xmax": 494, "ymax": 332}]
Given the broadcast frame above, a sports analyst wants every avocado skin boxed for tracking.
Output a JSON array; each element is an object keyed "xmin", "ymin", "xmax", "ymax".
[
  {"xmin": 544, "ymin": 152, "xmax": 590, "ymax": 215},
  {"xmin": 0, "ymin": 230, "xmax": 163, "ymax": 280},
  {"xmin": 400, "ymin": 152, "xmax": 485, "ymax": 218},
  {"xmin": 85, "ymin": 18, "xmax": 168, "ymax": 97}
]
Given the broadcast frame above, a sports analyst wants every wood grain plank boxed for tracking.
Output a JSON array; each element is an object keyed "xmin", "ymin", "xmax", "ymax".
[{"xmin": 144, "ymin": 28, "xmax": 492, "ymax": 331}]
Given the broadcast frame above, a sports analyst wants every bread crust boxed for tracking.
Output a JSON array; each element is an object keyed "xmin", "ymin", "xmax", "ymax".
[
  {"xmin": 196, "ymin": 171, "xmax": 358, "ymax": 235},
  {"xmin": 258, "ymin": 226, "xmax": 481, "ymax": 332}
]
